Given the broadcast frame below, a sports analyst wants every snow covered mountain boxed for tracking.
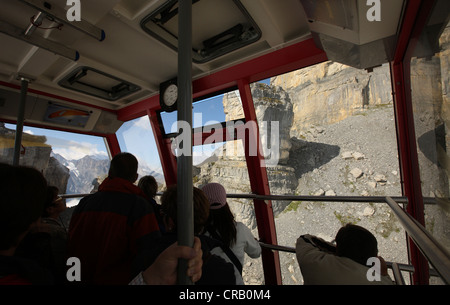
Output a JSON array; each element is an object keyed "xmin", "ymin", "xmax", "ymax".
[{"xmin": 52, "ymin": 153, "xmax": 164, "ymax": 195}]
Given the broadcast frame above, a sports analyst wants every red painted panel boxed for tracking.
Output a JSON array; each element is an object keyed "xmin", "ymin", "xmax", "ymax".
[
  {"xmin": 104, "ymin": 133, "xmax": 121, "ymax": 158},
  {"xmin": 118, "ymin": 38, "xmax": 327, "ymax": 121},
  {"xmin": 238, "ymin": 79, "xmax": 281, "ymax": 285},
  {"xmin": 148, "ymin": 110, "xmax": 177, "ymax": 186}
]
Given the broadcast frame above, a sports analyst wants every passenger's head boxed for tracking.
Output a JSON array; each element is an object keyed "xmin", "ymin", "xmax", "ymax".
[
  {"xmin": 0, "ymin": 164, "xmax": 47, "ymax": 251},
  {"xmin": 201, "ymin": 183, "xmax": 227, "ymax": 210},
  {"xmin": 108, "ymin": 152, "xmax": 139, "ymax": 182},
  {"xmin": 201, "ymin": 183, "xmax": 236, "ymax": 247},
  {"xmin": 160, "ymin": 185, "xmax": 210, "ymax": 234},
  {"xmin": 42, "ymin": 186, "xmax": 66, "ymax": 218},
  {"xmin": 335, "ymin": 224, "xmax": 378, "ymax": 265},
  {"xmin": 138, "ymin": 175, "xmax": 158, "ymax": 199}
]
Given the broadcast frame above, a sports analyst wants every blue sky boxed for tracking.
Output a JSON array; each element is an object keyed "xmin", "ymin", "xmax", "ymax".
[{"xmin": 118, "ymin": 93, "xmax": 228, "ymax": 171}]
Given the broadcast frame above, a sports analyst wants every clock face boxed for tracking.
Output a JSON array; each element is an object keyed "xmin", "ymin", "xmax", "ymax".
[{"xmin": 163, "ymin": 83, "xmax": 178, "ymax": 106}]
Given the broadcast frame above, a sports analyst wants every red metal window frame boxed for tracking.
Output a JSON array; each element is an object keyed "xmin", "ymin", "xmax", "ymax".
[
  {"xmin": 1, "ymin": 37, "xmax": 327, "ymax": 285},
  {"xmin": 104, "ymin": 133, "xmax": 121, "ymax": 158},
  {"xmin": 238, "ymin": 78, "xmax": 282, "ymax": 284},
  {"xmin": 116, "ymin": 37, "xmax": 327, "ymax": 285},
  {"xmin": 390, "ymin": 0, "xmax": 438, "ymax": 285},
  {"xmin": 148, "ymin": 109, "xmax": 177, "ymax": 186}
]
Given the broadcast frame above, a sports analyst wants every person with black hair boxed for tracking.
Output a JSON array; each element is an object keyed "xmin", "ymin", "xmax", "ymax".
[
  {"xmin": 0, "ymin": 161, "xmax": 203, "ymax": 285},
  {"xmin": 295, "ymin": 223, "xmax": 394, "ymax": 285},
  {"xmin": 15, "ymin": 185, "xmax": 68, "ymax": 284},
  {"xmin": 0, "ymin": 164, "xmax": 53, "ymax": 284},
  {"xmin": 153, "ymin": 185, "xmax": 238, "ymax": 285},
  {"xmin": 138, "ymin": 175, "xmax": 165, "ymax": 232},
  {"xmin": 201, "ymin": 183, "xmax": 261, "ymax": 283}
]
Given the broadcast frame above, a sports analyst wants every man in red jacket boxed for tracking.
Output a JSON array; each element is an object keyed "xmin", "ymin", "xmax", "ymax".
[{"xmin": 67, "ymin": 152, "xmax": 162, "ymax": 284}]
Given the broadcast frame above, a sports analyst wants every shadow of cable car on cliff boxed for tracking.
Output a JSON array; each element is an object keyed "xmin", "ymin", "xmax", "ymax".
[{"xmin": 287, "ymin": 137, "xmax": 341, "ymax": 180}]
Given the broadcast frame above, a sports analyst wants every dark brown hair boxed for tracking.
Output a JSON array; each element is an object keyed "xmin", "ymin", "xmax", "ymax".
[
  {"xmin": 42, "ymin": 185, "xmax": 59, "ymax": 218},
  {"xmin": 108, "ymin": 152, "xmax": 138, "ymax": 182},
  {"xmin": 0, "ymin": 164, "xmax": 47, "ymax": 250},
  {"xmin": 160, "ymin": 185, "xmax": 210, "ymax": 234},
  {"xmin": 138, "ymin": 175, "xmax": 158, "ymax": 199},
  {"xmin": 206, "ymin": 204, "xmax": 237, "ymax": 247},
  {"xmin": 335, "ymin": 224, "xmax": 378, "ymax": 265}
]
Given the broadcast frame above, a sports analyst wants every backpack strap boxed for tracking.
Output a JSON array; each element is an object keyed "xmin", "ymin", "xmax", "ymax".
[{"xmin": 207, "ymin": 227, "xmax": 243, "ymax": 274}]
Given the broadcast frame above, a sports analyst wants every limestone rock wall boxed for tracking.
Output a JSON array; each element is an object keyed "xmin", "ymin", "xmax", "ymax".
[
  {"xmin": 0, "ymin": 124, "xmax": 69, "ymax": 193},
  {"xmin": 271, "ymin": 61, "xmax": 392, "ymax": 139},
  {"xmin": 194, "ymin": 83, "xmax": 297, "ymax": 228},
  {"xmin": 195, "ymin": 25, "xmax": 450, "ymax": 236}
]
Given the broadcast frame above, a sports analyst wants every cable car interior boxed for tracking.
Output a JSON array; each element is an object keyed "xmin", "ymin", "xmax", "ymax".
[{"xmin": 0, "ymin": 0, "xmax": 449, "ymax": 285}]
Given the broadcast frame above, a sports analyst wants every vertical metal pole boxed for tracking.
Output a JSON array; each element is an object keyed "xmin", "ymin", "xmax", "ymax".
[
  {"xmin": 177, "ymin": 0, "xmax": 193, "ymax": 285},
  {"xmin": 12, "ymin": 78, "xmax": 29, "ymax": 166}
]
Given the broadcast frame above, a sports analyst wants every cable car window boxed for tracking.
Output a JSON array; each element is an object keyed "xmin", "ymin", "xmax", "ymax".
[
  {"xmin": 409, "ymin": 14, "xmax": 449, "ymax": 269},
  {"xmin": 191, "ymin": 138, "xmax": 259, "ymax": 275},
  {"xmin": 252, "ymin": 60, "xmax": 407, "ymax": 284},
  {"xmin": 0, "ymin": 122, "xmax": 109, "ymax": 207},
  {"xmin": 116, "ymin": 116, "xmax": 165, "ymax": 191},
  {"xmin": 159, "ymin": 91, "xmax": 244, "ymax": 136}
]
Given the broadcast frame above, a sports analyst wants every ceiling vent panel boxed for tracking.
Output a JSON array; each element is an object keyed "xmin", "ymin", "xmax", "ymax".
[
  {"xmin": 58, "ymin": 66, "xmax": 141, "ymax": 101},
  {"xmin": 140, "ymin": 0, "xmax": 262, "ymax": 63}
]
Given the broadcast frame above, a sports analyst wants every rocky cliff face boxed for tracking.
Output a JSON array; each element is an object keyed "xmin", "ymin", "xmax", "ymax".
[
  {"xmin": 194, "ymin": 61, "xmax": 396, "ymax": 230},
  {"xmin": 272, "ymin": 61, "xmax": 392, "ymax": 139},
  {"xmin": 195, "ymin": 24, "xmax": 450, "ymax": 236},
  {"xmin": 0, "ymin": 124, "xmax": 69, "ymax": 192},
  {"xmin": 194, "ymin": 84, "xmax": 298, "ymax": 228}
]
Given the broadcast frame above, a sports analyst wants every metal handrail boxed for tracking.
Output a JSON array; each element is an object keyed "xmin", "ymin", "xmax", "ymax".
[
  {"xmin": 227, "ymin": 193, "xmax": 406, "ymax": 203},
  {"xmin": 61, "ymin": 193, "xmax": 91, "ymax": 199},
  {"xmin": 63, "ymin": 192, "xmax": 438, "ymax": 205},
  {"xmin": 258, "ymin": 242, "xmax": 439, "ymax": 280},
  {"xmin": 385, "ymin": 196, "xmax": 450, "ymax": 284},
  {"xmin": 391, "ymin": 262, "xmax": 406, "ymax": 285},
  {"xmin": 62, "ymin": 192, "xmax": 447, "ymax": 283}
]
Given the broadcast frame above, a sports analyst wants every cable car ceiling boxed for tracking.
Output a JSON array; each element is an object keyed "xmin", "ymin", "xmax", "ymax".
[{"xmin": 0, "ymin": 0, "xmax": 426, "ymax": 131}]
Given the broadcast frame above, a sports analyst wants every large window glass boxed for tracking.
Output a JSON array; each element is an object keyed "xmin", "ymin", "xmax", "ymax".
[
  {"xmin": 160, "ymin": 90, "xmax": 261, "ymax": 283},
  {"xmin": 160, "ymin": 94, "xmax": 230, "ymax": 133},
  {"xmin": 410, "ymin": 15, "xmax": 450, "ymax": 273},
  {"xmin": 0, "ymin": 122, "xmax": 109, "ymax": 207},
  {"xmin": 255, "ymin": 61, "xmax": 406, "ymax": 284},
  {"xmin": 116, "ymin": 116, "xmax": 165, "ymax": 191}
]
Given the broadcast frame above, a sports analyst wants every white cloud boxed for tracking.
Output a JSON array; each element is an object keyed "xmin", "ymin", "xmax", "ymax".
[
  {"xmin": 133, "ymin": 116, "xmax": 152, "ymax": 130},
  {"xmin": 50, "ymin": 138, "xmax": 107, "ymax": 160}
]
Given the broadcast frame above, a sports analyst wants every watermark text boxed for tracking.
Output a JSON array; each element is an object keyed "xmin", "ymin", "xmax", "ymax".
[
  {"xmin": 66, "ymin": 0, "xmax": 81, "ymax": 22},
  {"xmin": 366, "ymin": 0, "xmax": 381, "ymax": 22}
]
